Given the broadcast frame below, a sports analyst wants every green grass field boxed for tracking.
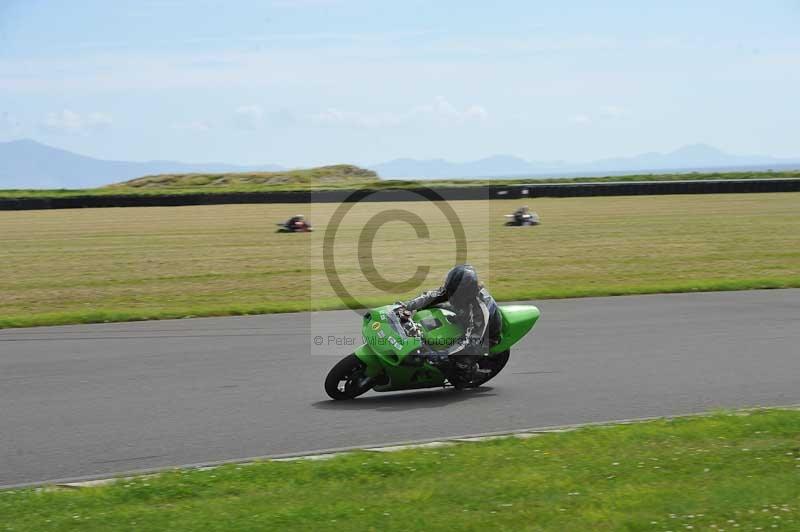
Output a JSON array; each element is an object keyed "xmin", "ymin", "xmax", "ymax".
[
  {"xmin": 1, "ymin": 409, "xmax": 798, "ymax": 531},
  {"xmin": 1, "ymin": 193, "xmax": 798, "ymax": 328},
  {"xmin": 1, "ymin": 170, "xmax": 798, "ymax": 199}
]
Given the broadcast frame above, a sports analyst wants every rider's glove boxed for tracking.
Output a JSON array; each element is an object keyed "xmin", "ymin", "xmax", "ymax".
[{"xmin": 394, "ymin": 302, "xmax": 412, "ymax": 320}]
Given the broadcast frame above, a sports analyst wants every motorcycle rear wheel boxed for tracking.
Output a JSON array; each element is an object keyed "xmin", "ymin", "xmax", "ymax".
[
  {"xmin": 325, "ymin": 354, "xmax": 373, "ymax": 400},
  {"xmin": 467, "ymin": 350, "xmax": 510, "ymax": 388}
]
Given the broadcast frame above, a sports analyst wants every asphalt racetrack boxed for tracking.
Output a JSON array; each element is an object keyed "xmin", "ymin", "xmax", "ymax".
[{"xmin": 1, "ymin": 289, "xmax": 798, "ymax": 487}]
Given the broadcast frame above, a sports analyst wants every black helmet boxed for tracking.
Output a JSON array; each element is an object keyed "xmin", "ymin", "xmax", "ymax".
[{"xmin": 444, "ymin": 264, "xmax": 479, "ymax": 305}]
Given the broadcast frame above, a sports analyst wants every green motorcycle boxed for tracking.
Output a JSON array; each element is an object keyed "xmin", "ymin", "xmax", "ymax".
[{"xmin": 325, "ymin": 303, "xmax": 540, "ymax": 400}]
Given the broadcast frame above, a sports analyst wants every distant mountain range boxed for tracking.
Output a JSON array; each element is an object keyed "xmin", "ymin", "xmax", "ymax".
[
  {"xmin": 0, "ymin": 139, "xmax": 283, "ymax": 189},
  {"xmin": 2, "ymin": 139, "xmax": 799, "ymax": 189},
  {"xmin": 370, "ymin": 144, "xmax": 800, "ymax": 179}
]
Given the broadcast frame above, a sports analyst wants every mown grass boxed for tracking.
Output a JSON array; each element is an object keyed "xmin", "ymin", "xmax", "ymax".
[
  {"xmin": 1, "ymin": 409, "xmax": 798, "ymax": 531},
  {"xmin": 1, "ymin": 170, "xmax": 798, "ymax": 198},
  {"xmin": 1, "ymin": 193, "xmax": 798, "ymax": 329}
]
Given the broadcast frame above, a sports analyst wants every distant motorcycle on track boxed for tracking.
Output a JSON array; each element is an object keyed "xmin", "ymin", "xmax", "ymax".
[
  {"xmin": 276, "ymin": 215, "xmax": 313, "ymax": 233},
  {"xmin": 324, "ymin": 303, "xmax": 540, "ymax": 400},
  {"xmin": 504, "ymin": 206, "xmax": 540, "ymax": 227}
]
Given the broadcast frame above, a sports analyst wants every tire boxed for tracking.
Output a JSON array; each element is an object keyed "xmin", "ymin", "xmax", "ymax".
[
  {"xmin": 469, "ymin": 350, "xmax": 510, "ymax": 387},
  {"xmin": 325, "ymin": 354, "xmax": 373, "ymax": 400}
]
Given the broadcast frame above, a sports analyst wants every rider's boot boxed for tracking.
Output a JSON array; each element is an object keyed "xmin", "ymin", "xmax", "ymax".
[
  {"xmin": 451, "ymin": 356, "xmax": 479, "ymax": 389},
  {"xmin": 424, "ymin": 353, "xmax": 457, "ymax": 387}
]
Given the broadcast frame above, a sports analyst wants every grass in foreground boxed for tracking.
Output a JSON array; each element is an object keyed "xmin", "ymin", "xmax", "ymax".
[
  {"xmin": 1, "ymin": 193, "xmax": 799, "ymax": 328},
  {"xmin": 1, "ymin": 170, "xmax": 798, "ymax": 198},
  {"xmin": 1, "ymin": 409, "xmax": 799, "ymax": 531}
]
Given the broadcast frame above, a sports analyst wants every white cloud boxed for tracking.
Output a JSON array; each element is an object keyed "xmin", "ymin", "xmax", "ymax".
[
  {"xmin": 412, "ymin": 97, "xmax": 489, "ymax": 124},
  {"xmin": 311, "ymin": 97, "xmax": 489, "ymax": 128},
  {"xmin": 232, "ymin": 105, "xmax": 264, "ymax": 130},
  {"xmin": 569, "ymin": 105, "xmax": 629, "ymax": 125},
  {"xmin": 311, "ymin": 108, "xmax": 404, "ymax": 128},
  {"xmin": 41, "ymin": 110, "xmax": 112, "ymax": 134},
  {"xmin": 599, "ymin": 105, "xmax": 628, "ymax": 118},
  {"xmin": 464, "ymin": 105, "xmax": 489, "ymax": 121},
  {"xmin": 569, "ymin": 113, "xmax": 591, "ymax": 125},
  {"xmin": 269, "ymin": 108, "xmax": 297, "ymax": 127},
  {"xmin": 171, "ymin": 120, "xmax": 212, "ymax": 132},
  {"xmin": 1, "ymin": 111, "xmax": 25, "ymax": 137},
  {"xmin": 270, "ymin": 0, "xmax": 343, "ymax": 7}
]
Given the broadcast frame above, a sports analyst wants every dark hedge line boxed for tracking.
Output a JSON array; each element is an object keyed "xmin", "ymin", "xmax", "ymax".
[{"xmin": 2, "ymin": 178, "xmax": 799, "ymax": 210}]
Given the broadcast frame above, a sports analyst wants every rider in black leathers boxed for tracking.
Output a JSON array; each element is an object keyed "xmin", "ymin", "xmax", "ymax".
[
  {"xmin": 401, "ymin": 265, "xmax": 501, "ymax": 386},
  {"xmin": 285, "ymin": 214, "xmax": 310, "ymax": 231},
  {"xmin": 513, "ymin": 205, "xmax": 530, "ymax": 225}
]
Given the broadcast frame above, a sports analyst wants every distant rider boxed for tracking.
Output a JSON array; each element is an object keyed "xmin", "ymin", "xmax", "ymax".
[
  {"xmin": 513, "ymin": 205, "xmax": 530, "ymax": 225},
  {"xmin": 286, "ymin": 214, "xmax": 309, "ymax": 231},
  {"xmin": 399, "ymin": 265, "xmax": 501, "ymax": 386}
]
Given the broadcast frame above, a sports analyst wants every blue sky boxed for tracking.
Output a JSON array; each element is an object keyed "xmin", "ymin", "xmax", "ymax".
[{"xmin": 1, "ymin": 0, "xmax": 798, "ymax": 166}]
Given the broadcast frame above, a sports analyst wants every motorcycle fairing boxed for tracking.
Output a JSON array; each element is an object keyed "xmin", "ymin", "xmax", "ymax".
[{"xmin": 353, "ymin": 303, "xmax": 539, "ymax": 392}]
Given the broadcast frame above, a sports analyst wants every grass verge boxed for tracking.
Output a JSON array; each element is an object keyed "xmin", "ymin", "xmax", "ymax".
[
  {"xmin": 1, "ymin": 170, "xmax": 798, "ymax": 198},
  {"xmin": 1, "ymin": 408, "xmax": 798, "ymax": 531},
  {"xmin": 1, "ymin": 194, "xmax": 798, "ymax": 329},
  {"xmin": 0, "ymin": 278, "xmax": 797, "ymax": 330}
]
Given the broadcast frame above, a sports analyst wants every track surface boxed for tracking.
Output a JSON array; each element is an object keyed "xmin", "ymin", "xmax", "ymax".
[{"xmin": 1, "ymin": 290, "xmax": 798, "ymax": 487}]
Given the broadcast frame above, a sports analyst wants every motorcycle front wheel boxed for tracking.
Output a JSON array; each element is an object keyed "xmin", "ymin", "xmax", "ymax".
[{"xmin": 325, "ymin": 354, "xmax": 374, "ymax": 400}]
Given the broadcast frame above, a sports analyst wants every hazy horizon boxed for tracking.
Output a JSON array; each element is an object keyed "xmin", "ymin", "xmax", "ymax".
[
  {"xmin": 1, "ymin": 1, "xmax": 798, "ymax": 167},
  {"xmin": 5, "ymin": 137, "xmax": 798, "ymax": 168}
]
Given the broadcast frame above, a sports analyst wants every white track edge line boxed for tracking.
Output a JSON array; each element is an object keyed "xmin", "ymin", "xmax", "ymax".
[{"xmin": 2, "ymin": 403, "xmax": 799, "ymax": 491}]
